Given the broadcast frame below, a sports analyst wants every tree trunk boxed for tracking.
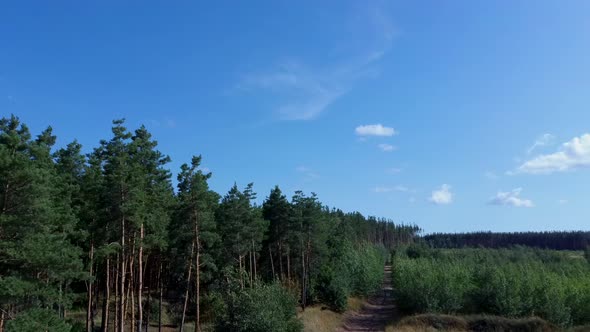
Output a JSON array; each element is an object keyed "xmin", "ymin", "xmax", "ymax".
[
  {"xmin": 249, "ymin": 250, "xmax": 253, "ymax": 287},
  {"xmin": 138, "ymin": 223, "xmax": 144, "ymax": 332},
  {"xmin": 119, "ymin": 216, "xmax": 126, "ymax": 332},
  {"xmin": 114, "ymin": 255, "xmax": 119, "ymax": 332},
  {"xmin": 158, "ymin": 261, "xmax": 163, "ymax": 332},
  {"xmin": 253, "ymin": 241, "xmax": 257, "ymax": 281},
  {"xmin": 194, "ymin": 214, "xmax": 201, "ymax": 332},
  {"xmin": 0, "ymin": 309, "xmax": 5, "ymax": 332},
  {"xmin": 145, "ymin": 265, "xmax": 151, "ymax": 332},
  {"xmin": 195, "ymin": 242, "xmax": 201, "ymax": 332},
  {"xmin": 300, "ymin": 244, "xmax": 306, "ymax": 310},
  {"xmin": 278, "ymin": 241, "xmax": 283, "ymax": 281},
  {"xmin": 180, "ymin": 241, "xmax": 195, "ymax": 332},
  {"xmin": 86, "ymin": 242, "xmax": 94, "ymax": 332},
  {"xmin": 286, "ymin": 247, "xmax": 291, "ymax": 282},
  {"xmin": 130, "ymin": 251, "xmax": 135, "ymax": 332},
  {"xmin": 238, "ymin": 255, "xmax": 244, "ymax": 289},
  {"xmin": 269, "ymin": 245, "xmax": 275, "ymax": 280}
]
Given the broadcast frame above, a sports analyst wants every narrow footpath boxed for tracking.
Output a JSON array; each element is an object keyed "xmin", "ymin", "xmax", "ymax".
[{"xmin": 337, "ymin": 265, "xmax": 398, "ymax": 332}]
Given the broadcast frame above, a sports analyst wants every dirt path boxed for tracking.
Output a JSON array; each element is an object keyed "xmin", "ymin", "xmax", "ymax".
[{"xmin": 337, "ymin": 265, "xmax": 398, "ymax": 332}]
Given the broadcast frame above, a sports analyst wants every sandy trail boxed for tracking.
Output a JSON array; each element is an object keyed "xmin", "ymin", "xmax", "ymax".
[{"xmin": 337, "ymin": 265, "xmax": 398, "ymax": 332}]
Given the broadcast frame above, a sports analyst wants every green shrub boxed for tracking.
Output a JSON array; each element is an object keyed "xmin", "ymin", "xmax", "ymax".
[
  {"xmin": 6, "ymin": 308, "xmax": 72, "ymax": 332},
  {"xmin": 214, "ymin": 282, "xmax": 302, "ymax": 332},
  {"xmin": 312, "ymin": 242, "xmax": 386, "ymax": 311}
]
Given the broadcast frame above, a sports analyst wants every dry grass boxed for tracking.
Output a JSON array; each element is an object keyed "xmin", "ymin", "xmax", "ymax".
[
  {"xmin": 347, "ymin": 297, "xmax": 365, "ymax": 312},
  {"xmin": 386, "ymin": 314, "xmax": 557, "ymax": 332},
  {"xmin": 299, "ymin": 305, "xmax": 344, "ymax": 332}
]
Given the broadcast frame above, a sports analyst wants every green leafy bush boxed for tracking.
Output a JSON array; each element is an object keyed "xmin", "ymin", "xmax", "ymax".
[
  {"xmin": 313, "ymin": 242, "xmax": 386, "ymax": 311},
  {"xmin": 214, "ymin": 282, "xmax": 302, "ymax": 332},
  {"xmin": 6, "ymin": 308, "xmax": 72, "ymax": 332}
]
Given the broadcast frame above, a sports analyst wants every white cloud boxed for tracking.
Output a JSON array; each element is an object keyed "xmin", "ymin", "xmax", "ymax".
[
  {"xmin": 517, "ymin": 133, "xmax": 590, "ymax": 174},
  {"xmin": 355, "ymin": 124, "xmax": 397, "ymax": 137},
  {"xmin": 558, "ymin": 199, "xmax": 568, "ymax": 205},
  {"xmin": 484, "ymin": 171, "xmax": 499, "ymax": 180},
  {"xmin": 488, "ymin": 188, "xmax": 534, "ymax": 208},
  {"xmin": 373, "ymin": 185, "xmax": 409, "ymax": 193},
  {"xmin": 429, "ymin": 184, "xmax": 453, "ymax": 205},
  {"xmin": 527, "ymin": 133, "xmax": 555, "ymax": 155},
  {"xmin": 386, "ymin": 167, "xmax": 402, "ymax": 174},
  {"xmin": 296, "ymin": 165, "xmax": 320, "ymax": 181},
  {"xmin": 378, "ymin": 143, "xmax": 396, "ymax": 152},
  {"xmin": 373, "ymin": 186, "xmax": 393, "ymax": 193},
  {"xmin": 236, "ymin": 6, "xmax": 395, "ymax": 121}
]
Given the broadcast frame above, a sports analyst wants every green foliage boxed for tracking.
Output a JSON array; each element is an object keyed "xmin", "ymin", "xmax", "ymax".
[
  {"xmin": 6, "ymin": 308, "xmax": 72, "ymax": 332},
  {"xmin": 393, "ymin": 247, "xmax": 590, "ymax": 327},
  {"xmin": 214, "ymin": 282, "xmax": 302, "ymax": 332},
  {"xmin": 314, "ymin": 243, "xmax": 386, "ymax": 312},
  {"xmin": 0, "ymin": 115, "xmax": 422, "ymax": 330}
]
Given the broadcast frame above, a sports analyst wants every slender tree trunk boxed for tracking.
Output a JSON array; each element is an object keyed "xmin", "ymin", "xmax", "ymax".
[
  {"xmin": 158, "ymin": 261, "xmax": 163, "ymax": 332},
  {"xmin": 92, "ymin": 271, "xmax": 98, "ymax": 332},
  {"xmin": 180, "ymin": 241, "xmax": 195, "ymax": 332},
  {"xmin": 119, "ymin": 216, "xmax": 126, "ymax": 332},
  {"xmin": 194, "ymin": 213, "xmax": 201, "ymax": 332},
  {"xmin": 145, "ymin": 265, "xmax": 151, "ymax": 332},
  {"xmin": 138, "ymin": 224, "xmax": 144, "ymax": 332},
  {"xmin": 269, "ymin": 245, "xmax": 275, "ymax": 280},
  {"xmin": 301, "ymin": 244, "xmax": 306, "ymax": 310},
  {"xmin": 130, "ymin": 251, "xmax": 135, "ymax": 332},
  {"xmin": 86, "ymin": 242, "xmax": 94, "ymax": 332},
  {"xmin": 101, "ymin": 258, "xmax": 110, "ymax": 332},
  {"xmin": 195, "ymin": 241, "xmax": 201, "ymax": 332},
  {"xmin": 114, "ymin": 255, "xmax": 119, "ymax": 332},
  {"xmin": 0, "ymin": 310, "xmax": 4, "ymax": 332},
  {"xmin": 238, "ymin": 255, "xmax": 244, "ymax": 289},
  {"xmin": 286, "ymin": 247, "xmax": 291, "ymax": 282},
  {"xmin": 278, "ymin": 241, "xmax": 283, "ymax": 281},
  {"xmin": 249, "ymin": 250, "xmax": 253, "ymax": 287},
  {"xmin": 252, "ymin": 240, "xmax": 257, "ymax": 281}
]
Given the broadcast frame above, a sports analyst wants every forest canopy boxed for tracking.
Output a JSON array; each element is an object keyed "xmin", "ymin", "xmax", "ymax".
[{"xmin": 0, "ymin": 115, "xmax": 420, "ymax": 332}]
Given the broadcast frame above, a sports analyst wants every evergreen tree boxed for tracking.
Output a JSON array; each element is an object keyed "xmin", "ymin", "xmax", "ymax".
[
  {"xmin": 0, "ymin": 115, "xmax": 85, "ymax": 329},
  {"xmin": 262, "ymin": 186, "xmax": 292, "ymax": 281},
  {"xmin": 216, "ymin": 184, "xmax": 268, "ymax": 289},
  {"xmin": 172, "ymin": 156, "xmax": 219, "ymax": 332}
]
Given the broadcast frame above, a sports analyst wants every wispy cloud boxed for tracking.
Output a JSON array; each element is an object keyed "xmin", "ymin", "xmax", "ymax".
[
  {"xmin": 386, "ymin": 167, "xmax": 402, "ymax": 174},
  {"xmin": 148, "ymin": 118, "xmax": 176, "ymax": 129},
  {"xmin": 484, "ymin": 171, "xmax": 499, "ymax": 180},
  {"xmin": 236, "ymin": 5, "xmax": 395, "ymax": 121},
  {"xmin": 516, "ymin": 133, "xmax": 590, "ymax": 174},
  {"xmin": 355, "ymin": 124, "xmax": 397, "ymax": 137},
  {"xmin": 526, "ymin": 133, "xmax": 555, "ymax": 155},
  {"xmin": 488, "ymin": 188, "xmax": 534, "ymax": 208},
  {"xmin": 296, "ymin": 166, "xmax": 320, "ymax": 182},
  {"xmin": 373, "ymin": 185, "xmax": 410, "ymax": 193},
  {"xmin": 378, "ymin": 143, "xmax": 396, "ymax": 152},
  {"xmin": 429, "ymin": 184, "xmax": 453, "ymax": 205}
]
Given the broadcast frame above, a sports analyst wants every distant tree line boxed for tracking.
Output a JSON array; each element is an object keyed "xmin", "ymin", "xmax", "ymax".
[
  {"xmin": 0, "ymin": 115, "xmax": 420, "ymax": 332},
  {"xmin": 423, "ymin": 231, "xmax": 590, "ymax": 251}
]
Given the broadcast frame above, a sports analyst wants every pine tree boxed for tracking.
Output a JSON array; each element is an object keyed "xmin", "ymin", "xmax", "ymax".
[
  {"xmin": 172, "ymin": 156, "xmax": 219, "ymax": 332},
  {"xmin": 262, "ymin": 186, "xmax": 292, "ymax": 281},
  {"xmin": 216, "ymin": 184, "xmax": 268, "ymax": 289},
  {"xmin": 0, "ymin": 115, "xmax": 85, "ymax": 330}
]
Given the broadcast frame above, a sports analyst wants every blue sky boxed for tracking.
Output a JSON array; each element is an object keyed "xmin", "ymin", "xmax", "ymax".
[{"xmin": 2, "ymin": 1, "xmax": 590, "ymax": 233}]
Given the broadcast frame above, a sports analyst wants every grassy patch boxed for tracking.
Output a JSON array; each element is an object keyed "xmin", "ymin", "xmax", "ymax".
[
  {"xmin": 299, "ymin": 306, "xmax": 343, "ymax": 332},
  {"xmin": 386, "ymin": 314, "xmax": 557, "ymax": 332}
]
